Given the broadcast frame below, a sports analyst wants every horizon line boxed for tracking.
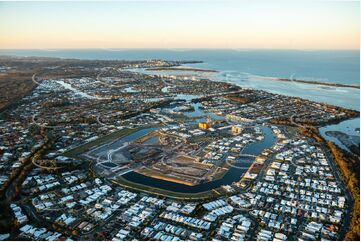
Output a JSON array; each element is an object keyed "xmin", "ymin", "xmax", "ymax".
[{"xmin": 0, "ymin": 47, "xmax": 359, "ymax": 51}]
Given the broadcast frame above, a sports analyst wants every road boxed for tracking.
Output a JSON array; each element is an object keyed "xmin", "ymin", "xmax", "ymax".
[
  {"xmin": 31, "ymin": 114, "xmax": 61, "ymax": 129},
  {"xmin": 290, "ymin": 114, "xmax": 311, "ymax": 128},
  {"xmin": 31, "ymin": 158, "xmax": 63, "ymax": 170},
  {"xmin": 321, "ymin": 145, "xmax": 353, "ymax": 238},
  {"xmin": 32, "ymin": 73, "xmax": 40, "ymax": 85}
]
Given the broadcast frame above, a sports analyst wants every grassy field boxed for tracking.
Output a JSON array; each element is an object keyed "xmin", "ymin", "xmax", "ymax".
[{"xmin": 62, "ymin": 128, "xmax": 137, "ymax": 158}]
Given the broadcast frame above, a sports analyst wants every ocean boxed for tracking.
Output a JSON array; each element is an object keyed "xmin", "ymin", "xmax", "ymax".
[
  {"xmin": 0, "ymin": 49, "xmax": 358, "ymax": 83},
  {"xmin": 1, "ymin": 49, "xmax": 359, "ymax": 147},
  {"xmin": 0, "ymin": 49, "xmax": 358, "ymax": 79},
  {"xmin": 1, "ymin": 49, "xmax": 359, "ymax": 109}
]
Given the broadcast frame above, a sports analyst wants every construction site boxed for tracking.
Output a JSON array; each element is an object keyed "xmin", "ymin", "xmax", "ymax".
[{"xmin": 87, "ymin": 128, "xmax": 229, "ymax": 185}]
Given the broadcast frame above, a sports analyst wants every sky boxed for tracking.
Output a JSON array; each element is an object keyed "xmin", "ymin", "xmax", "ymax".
[{"xmin": 0, "ymin": 0, "xmax": 359, "ymax": 49}]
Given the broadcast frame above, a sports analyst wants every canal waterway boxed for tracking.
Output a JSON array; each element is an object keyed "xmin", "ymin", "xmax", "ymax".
[{"xmin": 121, "ymin": 126, "xmax": 276, "ymax": 193}]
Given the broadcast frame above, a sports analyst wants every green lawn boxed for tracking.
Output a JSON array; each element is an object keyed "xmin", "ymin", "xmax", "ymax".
[{"xmin": 62, "ymin": 128, "xmax": 137, "ymax": 158}]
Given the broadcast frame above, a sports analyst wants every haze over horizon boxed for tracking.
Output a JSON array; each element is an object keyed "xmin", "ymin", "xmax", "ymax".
[{"xmin": 0, "ymin": 0, "xmax": 359, "ymax": 50}]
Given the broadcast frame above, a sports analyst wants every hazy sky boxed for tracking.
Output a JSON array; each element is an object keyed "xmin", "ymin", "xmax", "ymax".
[{"xmin": 0, "ymin": 0, "xmax": 359, "ymax": 49}]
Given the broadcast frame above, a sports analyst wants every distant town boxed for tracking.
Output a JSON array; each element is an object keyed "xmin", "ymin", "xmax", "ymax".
[{"xmin": 0, "ymin": 56, "xmax": 359, "ymax": 241}]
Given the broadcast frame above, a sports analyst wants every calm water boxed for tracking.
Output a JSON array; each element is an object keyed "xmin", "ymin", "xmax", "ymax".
[
  {"xmin": 183, "ymin": 102, "xmax": 224, "ymax": 120},
  {"xmin": 319, "ymin": 117, "xmax": 360, "ymax": 152},
  {"xmin": 122, "ymin": 126, "xmax": 276, "ymax": 193}
]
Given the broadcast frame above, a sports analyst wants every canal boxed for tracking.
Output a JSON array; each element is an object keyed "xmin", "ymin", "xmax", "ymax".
[{"xmin": 121, "ymin": 126, "xmax": 276, "ymax": 193}]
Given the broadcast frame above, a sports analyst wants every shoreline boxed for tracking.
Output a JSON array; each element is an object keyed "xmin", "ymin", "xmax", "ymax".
[
  {"xmin": 175, "ymin": 63, "xmax": 359, "ymax": 111},
  {"xmin": 278, "ymin": 77, "xmax": 359, "ymax": 89},
  {"xmin": 146, "ymin": 67, "xmax": 218, "ymax": 73},
  {"xmin": 248, "ymin": 74, "xmax": 359, "ymax": 89}
]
